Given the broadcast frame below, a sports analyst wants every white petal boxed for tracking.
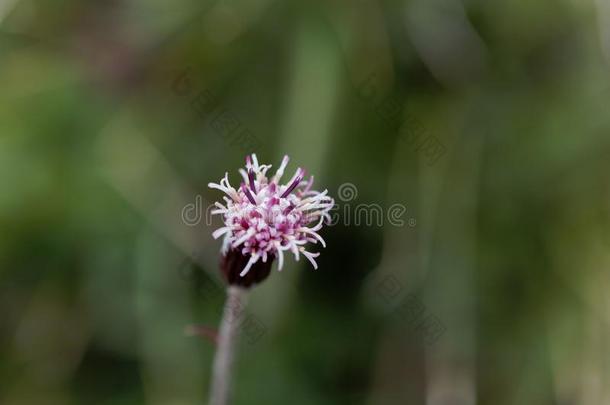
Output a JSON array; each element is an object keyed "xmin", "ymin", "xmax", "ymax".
[
  {"xmin": 240, "ymin": 254, "xmax": 259, "ymax": 276},
  {"xmin": 232, "ymin": 229, "xmax": 255, "ymax": 247},
  {"xmin": 212, "ymin": 227, "xmax": 232, "ymax": 239},
  {"xmin": 239, "ymin": 168, "xmax": 249, "ymax": 184},
  {"xmin": 301, "ymin": 250, "xmax": 320, "ymax": 269},
  {"xmin": 276, "ymin": 245, "xmax": 284, "ymax": 270},
  {"xmin": 300, "ymin": 228, "xmax": 326, "ymax": 247},
  {"xmin": 273, "ymin": 155, "xmax": 290, "ymax": 183}
]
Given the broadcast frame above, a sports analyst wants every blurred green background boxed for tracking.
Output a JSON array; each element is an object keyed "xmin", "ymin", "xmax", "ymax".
[{"xmin": 1, "ymin": 0, "xmax": 610, "ymax": 404}]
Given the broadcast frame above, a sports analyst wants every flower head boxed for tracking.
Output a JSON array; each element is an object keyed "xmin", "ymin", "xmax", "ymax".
[{"xmin": 208, "ymin": 154, "xmax": 334, "ymax": 283}]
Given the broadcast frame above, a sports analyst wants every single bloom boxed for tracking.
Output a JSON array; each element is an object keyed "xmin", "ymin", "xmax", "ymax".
[{"xmin": 208, "ymin": 154, "xmax": 334, "ymax": 286}]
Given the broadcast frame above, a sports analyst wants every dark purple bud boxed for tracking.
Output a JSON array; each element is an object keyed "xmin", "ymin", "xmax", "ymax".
[
  {"xmin": 248, "ymin": 169, "xmax": 257, "ymax": 193},
  {"xmin": 220, "ymin": 249, "xmax": 274, "ymax": 288},
  {"xmin": 281, "ymin": 169, "xmax": 304, "ymax": 198},
  {"xmin": 241, "ymin": 183, "xmax": 257, "ymax": 204}
]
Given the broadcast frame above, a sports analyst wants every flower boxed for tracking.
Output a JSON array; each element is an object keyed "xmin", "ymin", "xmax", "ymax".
[{"xmin": 208, "ymin": 154, "xmax": 334, "ymax": 283}]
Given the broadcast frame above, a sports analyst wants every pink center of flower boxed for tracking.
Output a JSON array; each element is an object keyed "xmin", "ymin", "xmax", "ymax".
[{"xmin": 209, "ymin": 154, "xmax": 334, "ymax": 276}]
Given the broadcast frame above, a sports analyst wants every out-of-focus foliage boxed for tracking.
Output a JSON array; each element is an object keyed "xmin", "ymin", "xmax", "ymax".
[{"xmin": 1, "ymin": 0, "xmax": 610, "ymax": 404}]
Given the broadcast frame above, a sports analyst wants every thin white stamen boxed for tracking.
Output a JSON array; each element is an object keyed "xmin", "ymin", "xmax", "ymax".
[
  {"xmin": 301, "ymin": 249, "xmax": 320, "ymax": 269},
  {"xmin": 299, "ymin": 228, "xmax": 326, "ymax": 247},
  {"xmin": 232, "ymin": 228, "xmax": 255, "ymax": 247},
  {"xmin": 273, "ymin": 155, "xmax": 290, "ymax": 183},
  {"xmin": 275, "ymin": 243, "xmax": 285, "ymax": 270},
  {"xmin": 240, "ymin": 254, "xmax": 260, "ymax": 276},
  {"xmin": 213, "ymin": 227, "xmax": 233, "ymax": 239}
]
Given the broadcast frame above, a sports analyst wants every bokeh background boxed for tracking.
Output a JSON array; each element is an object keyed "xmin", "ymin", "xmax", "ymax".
[{"xmin": 2, "ymin": 0, "xmax": 610, "ymax": 404}]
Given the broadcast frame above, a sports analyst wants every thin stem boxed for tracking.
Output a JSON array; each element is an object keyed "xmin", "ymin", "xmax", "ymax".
[{"xmin": 209, "ymin": 286, "xmax": 248, "ymax": 405}]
